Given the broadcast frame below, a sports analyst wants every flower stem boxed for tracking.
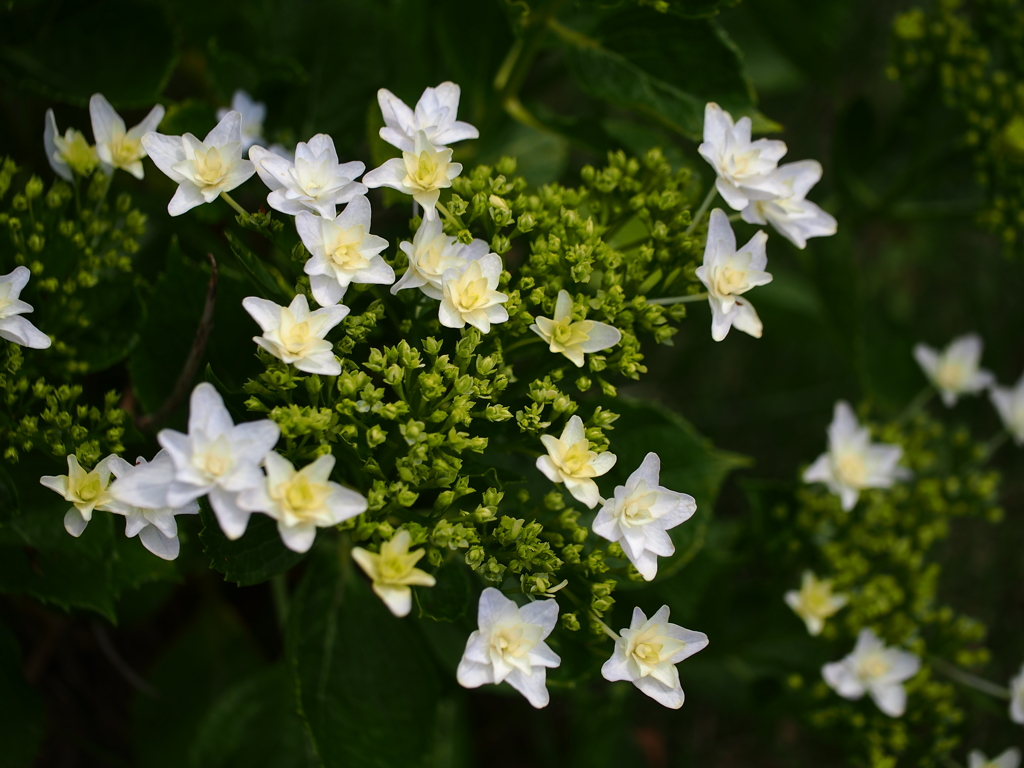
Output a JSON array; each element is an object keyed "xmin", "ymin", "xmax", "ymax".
[
  {"xmin": 220, "ymin": 191, "xmax": 250, "ymax": 221},
  {"xmin": 929, "ymin": 655, "xmax": 1010, "ymax": 699},
  {"xmin": 979, "ymin": 430, "xmax": 1008, "ymax": 462},
  {"xmin": 684, "ymin": 185, "xmax": 719, "ymax": 237},
  {"xmin": 503, "ymin": 335, "xmax": 544, "ymax": 355},
  {"xmin": 434, "ymin": 201, "xmax": 464, "ymax": 231},
  {"xmin": 896, "ymin": 386, "xmax": 934, "ymax": 424},
  {"xmin": 590, "ymin": 613, "xmax": 620, "ymax": 642},
  {"xmin": 647, "ymin": 292, "xmax": 709, "ymax": 306}
]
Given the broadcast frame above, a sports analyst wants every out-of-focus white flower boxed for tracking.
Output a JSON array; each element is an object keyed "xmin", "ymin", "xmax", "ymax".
[
  {"xmin": 390, "ymin": 216, "xmax": 484, "ymax": 299},
  {"xmin": 363, "ymin": 131, "xmax": 462, "ymax": 220},
  {"xmin": 698, "ymin": 102, "xmax": 787, "ymax": 211},
  {"xmin": 242, "ymin": 294, "xmax": 348, "ymax": 375},
  {"xmin": 438, "ymin": 254, "xmax": 509, "ymax": 333},
  {"xmin": 142, "ymin": 111, "xmax": 255, "ymax": 216},
  {"xmin": 217, "ymin": 90, "xmax": 266, "ymax": 152},
  {"xmin": 89, "ymin": 94, "xmax": 164, "ymax": 180},
  {"xmin": 1010, "ymin": 664, "xmax": 1024, "ymax": 724},
  {"xmin": 592, "ymin": 452, "xmax": 695, "ymax": 580},
  {"xmin": 991, "ymin": 372, "xmax": 1024, "ymax": 446},
  {"xmin": 536, "ymin": 415, "xmax": 616, "ymax": 509},
  {"xmin": 0, "ymin": 267, "xmax": 51, "ymax": 350},
  {"xmin": 822, "ymin": 628, "xmax": 920, "ymax": 717},
  {"xmin": 695, "ymin": 208, "xmax": 772, "ymax": 342},
  {"xmin": 249, "ymin": 134, "xmax": 366, "ymax": 219},
  {"xmin": 803, "ymin": 401, "xmax": 909, "ymax": 512},
  {"xmin": 740, "ymin": 160, "xmax": 837, "ymax": 249},
  {"xmin": 914, "ymin": 334, "xmax": 995, "ymax": 407},
  {"xmin": 351, "ymin": 530, "xmax": 436, "ymax": 617},
  {"xmin": 238, "ymin": 452, "xmax": 366, "ymax": 553},
  {"xmin": 40, "ymin": 454, "xmax": 121, "ymax": 537},
  {"xmin": 296, "ymin": 197, "xmax": 393, "ymax": 307},
  {"xmin": 108, "ymin": 452, "xmax": 199, "ymax": 560},
  {"xmin": 968, "ymin": 748, "xmax": 1022, "ymax": 768},
  {"xmin": 530, "ymin": 290, "xmax": 621, "ymax": 368},
  {"xmin": 456, "ymin": 587, "xmax": 561, "ymax": 709},
  {"xmin": 44, "ymin": 110, "xmax": 97, "ymax": 180},
  {"xmin": 784, "ymin": 571, "xmax": 848, "ymax": 636},
  {"xmin": 601, "ymin": 605, "xmax": 708, "ymax": 709},
  {"xmin": 378, "ymin": 82, "xmax": 479, "ymax": 152}
]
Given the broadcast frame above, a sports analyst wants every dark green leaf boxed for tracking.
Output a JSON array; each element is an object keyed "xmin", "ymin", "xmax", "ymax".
[
  {"xmin": 0, "ymin": 621, "xmax": 44, "ymax": 767},
  {"xmin": 415, "ymin": 556, "xmax": 471, "ymax": 622},
  {"xmin": 224, "ymin": 230, "xmax": 293, "ymax": 303},
  {"xmin": 199, "ymin": 504, "xmax": 306, "ymax": 587}
]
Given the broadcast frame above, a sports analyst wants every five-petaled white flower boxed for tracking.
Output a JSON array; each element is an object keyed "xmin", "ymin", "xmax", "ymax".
[
  {"xmin": 695, "ymin": 208, "xmax": 772, "ymax": 342},
  {"xmin": 969, "ymin": 748, "xmax": 1022, "ymax": 768},
  {"xmin": 784, "ymin": 571, "xmax": 848, "ymax": 636},
  {"xmin": 530, "ymin": 290, "xmax": 622, "ymax": 368},
  {"xmin": 40, "ymin": 454, "xmax": 121, "ymax": 537},
  {"xmin": 536, "ymin": 415, "xmax": 616, "ymax": 509},
  {"xmin": 803, "ymin": 401, "xmax": 909, "ymax": 512},
  {"xmin": 108, "ymin": 452, "xmax": 199, "ymax": 560},
  {"xmin": 142, "ymin": 110, "xmax": 256, "ymax": 216},
  {"xmin": 296, "ymin": 197, "xmax": 393, "ymax": 307},
  {"xmin": 822, "ymin": 628, "xmax": 920, "ymax": 717},
  {"xmin": 242, "ymin": 294, "xmax": 348, "ymax": 376},
  {"xmin": 456, "ymin": 587, "xmax": 561, "ymax": 709},
  {"xmin": 44, "ymin": 110, "xmax": 98, "ymax": 180},
  {"xmin": 250, "ymin": 134, "xmax": 366, "ymax": 219},
  {"xmin": 991, "ymin": 371, "xmax": 1024, "ymax": 446},
  {"xmin": 391, "ymin": 216, "xmax": 484, "ymax": 299},
  {"xmin": 89, "ymin": 94, "xmax": 164, "ymax": 180},
  {"xmin": 351, "ymin": 530, "xmax": 436, "ymax": 618},
  {"xmin": 1010, "ymin": 664, "xmax": 1024, "ymax": 724},
  {"xmin": 914, "ymin": 334, "xmax": 995, "ymax": 407},
  {"xmin": 740, "ymin": 160, "xmax": 837, "ymax": 249},
  {"xmin": 438, "ymin": 254, "xmax": 509, "ymax": 333},
  {"xmin": 0, "ymin": 267, "xmax": 51, "ymax": 350},
  {"xmin": 238, "ymin": 452, "xmax": 367, "ymax": 553},
  {"xmin": 592, "ymin": 452, "xmax": 695, "ymax": 581},
  {"xmin": 217, "ymin": 90, "xmax": 266, "ymax": 152},
  {"xmin": 698, "ymin": 102, "xmax": 787, "ymax": 211},
  {"xmin": 378, "ymin": 82, "xmax": 479, "ymax": 152},
  {"xmin": 601, "ymin": 605, "xmax": 708, "ymax": 709},
  {"xmin": 363, "ymin": 130, "xmax": 462, "ymax": 220}
]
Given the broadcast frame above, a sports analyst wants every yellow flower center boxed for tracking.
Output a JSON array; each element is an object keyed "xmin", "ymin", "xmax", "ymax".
[
  {"xmin": 331, "ymin": 228, "xmax": 369, "ymax": 270},
  {"xmin": 858, "ymin": 654, "xmax": 890, "ymax": 680},
  {"xmin": 195, "ymin": 435, "xmax": 233, "ymax": 478},
  {"xmin": 727, "ymin": 148, "xmax": 761, "ymax": 178},
  {"xmin": 285, "ymin": 476, "xmax": 317, "ymax": 511},
  {"xmin": 378, "ymin": 551, "xmax": 414, "ymax": 583},
  {"xmin": 491, "ymin": 626, "xmax": 534, "ymax": 659},
  {"xmin": 934, "ymin": 361, "xmax": 966, "ymax": 391},
  {"xmin": 633, "ymin": 641, "xmax": 663, "ymax": 663},
  {"xmin": 77, "ymin": 475, "xmax": 102, "ymax": 502},
  {"xmin": 284, "ymin": 320, "xmax": 312, "ymax": 352},
  {"xmin": 834, "ymin": 452, "xmax": 867, "ymax": 488},
  {"xmin": 193, "ymin": 146, "xmax": 228, "ymax": 186},
  {"xmin": 457, "ymin": 276, "xmax": 489, "ymax": 310},
  {"xmin": 560, "ymin": 440, "xmax": 595, "ymax": 476},
  {"xmin": 55, "ymin": 130, "xmax": 98, "ymax": 175},
  {"xmin": 109, "ymin": 133, "xmax": 145, "ymax": 167},
  {"xmin": 619, "ymin": 483, "xmax": 658, "ymax": 527},
  {"xmin": 714, "ymin": 265, "xmax": 747, "ymax": 296}
]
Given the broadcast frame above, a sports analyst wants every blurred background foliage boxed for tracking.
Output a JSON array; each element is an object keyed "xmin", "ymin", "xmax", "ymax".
[{"xmin": 1, "ymin": 0, "xmax": 1022, "ymax": 765}]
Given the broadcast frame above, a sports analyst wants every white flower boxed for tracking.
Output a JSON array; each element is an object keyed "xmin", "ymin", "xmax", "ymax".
[
  {"xmin": 107, "ymin": 452, "xmax": 199, "ymax": 560},
  {"xmin": 363, "ymin": 130, "xmax": 462, "ymax": 220},
  {"xmin": 914, "ymin": 334, "xmax": 995, "ymax": 407},
  {"xmin": 1010, "ymin": 664, "xmax": 1024, "ymax": 724},
  {"xmin": 438, "ymin": 254, "xmax": 509, "ymax": 333},
  {"xmin": 969, "ymin": 748, "xmax": 1022, "ymax": 768},
  {"xmin": 698, "ymin": 102, "xmax": 787, "ymax": 211},
  {"xmin": 141, "ymin": 111, "xmax": 256, "ymax": 216},
  {"xmin": 378, "ymin": 81, "xmax": 479, "ymax": 152},
  {"xmin": 238, "ymin": 452, "xmax": 367, "ymax": 553},
  {"xmin": 0, "ymin": 267, "xmax": 51, "ymax": 349},
  {"xmin": 390, "ymin": 216, "xmax": 485, "ymax": 299},
  {"xmin": 89, "ymin": 94, "xmax": 164, "ymax": 180},
  {"xmin": 456, "ymin": 587, "xmax": 561, "ymax": 709},
  {"xmin": 351, "ymin": 530, "xmax": 436, "ymax": 617},
  {"xmin": 740, "ymin": 160, "xmax": 837, "ymax": 249},
  {"xmin": 991, "ymin": 372, "xmax": 1024, "ymax": 446},
  {"xmin": 695, "ymin": 208, "xmax": 772, "ymax": 342},
  {"xmin": 530, "ymin": 290, "xmax": 622, "ymax": 367},
  {"xmin": 44, "ymin": 110, "xmax": 97, "ymax": 180},
  {"xmin": 295, "ymin": 197, "xmax": 393, "ymax": 307},
  {"xmin": 242, "ymin": 294, "xmax": 348, "ymax": 375},
  {"xmin": 822, "ymin": 628, "xmax": 920, "ymax": 717},
  {"xmin": 536, "ymin": 415, "xmax": 616, "ymax": 509},
  {"xmin": 803, "ymin": 401, "xmax": 909, "ymax": 512},
  {"xmin": 217, "ymin": 90, "xmax": 265, "ymax": 152},
  {"xmin": 601, "ymin": 605, "xmax": 708, "ymax": 709},
  {"xmin": 40, "ymin": 454, "xmax": 122, "ymax": 537},
  {"xmin": 784, "ymin": 571, "xmax": 848, "ymax": 636},
  {"xmin": 249, "ymin": 134, "xmax": 366, "ymax": 219},
  {"xmin": 592, "ymin": 452, "xmax": 695, "ymax": 580}
]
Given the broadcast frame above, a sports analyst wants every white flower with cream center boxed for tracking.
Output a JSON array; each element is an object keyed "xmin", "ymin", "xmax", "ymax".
[
  {"xmin": 89, "ymin": 93, "xmax": 165, "ymax": 180},
  {"xmin": 536, "ymin": 415, "xmax": 616, "ymax": 509},
  {"xmin": 438, "ymin": 254, "xmax": 509, "ymax": 333},
  {"xmin": 784, "ymin": 571, "xmax": 848, "ymax": 636},
  {"xmin": 242, "ymin": 294, "xmax": 348, "ymax": 376},
  {"xmin": 968, "ymin": 748, "xmax": 1022, "ymax": 768},
  {"xmin": 44, "ymin": 110, "xmax": 98, "ymax": 180},
  {"xmin": 217, "ymin": 90, "xmax": 266, "ymax": 152},
  {"xmin": 378, "ymin": 81, "xmax": 479, "ymax": 152},
  {"xmin": 530, "ymin": 290, "xmax": 622, "ymax": 368},
  {"xmin": 363, "ymin": 131, "xmax": 462, "ymax": 220},
  {"xmin": 991, "ymin": 371, "xmax": 1024, "ymax": 446},
  {"xmin": 740, "ymin": 160, "xmax": 837, "ymax": 249},
  {"xmin": 0, "ymin": 267, "xmax": 51, "ymax": 349},
  {"xmin": 351, "ymin": 530, "xmax": 437, "ymax": 617},
  {"xmin": 40, "ymin": 454, "xmax": 124, "ymax": 537},
  {"xmin": 914, "ymin": 334, "xmax": 995, "ymax": 407},
  {"xmin": 390, "ymin": 216, "xmax": 485, "ymax": 299},
  {"xmin": 822, "ymin": 628, "xmax": 920, "ymax": 717}
]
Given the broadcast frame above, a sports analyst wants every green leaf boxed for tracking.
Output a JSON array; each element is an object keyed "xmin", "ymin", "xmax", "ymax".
[
  {"xmin": 0, "ymin": 621, "xmax": 44, "ymax": 768},
  {"xmin": 199, "ymin": 504, "xmax": 306, "ymax": 587},
  {"xmin": 224, "ymin": 230, "xmax": 293, "ymax": 303},
  {"xmin": 415, "ymin": 556, "xmax": 471, "ymax": 622},
  {"xmin": 663, "ymin": 0, "xmax": 738, "ymax": 18}
]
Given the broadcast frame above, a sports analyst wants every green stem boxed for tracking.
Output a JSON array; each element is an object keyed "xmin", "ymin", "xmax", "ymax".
[
  {"xmin": 929, "ymin": 655, "xmax": 1010, "ymax": 700},
  {"xmin": 979, "ymin": 430, "xmax": 1008, "ymax": 462},
  {"xmin": 503, "ymin": 335, "xmax": 544, "ymax": 355},
  {"xmin": 896, "ymin": 386, "xmax": 934, "ymax": 424},
  {"xmin": 220, "ymin": 191, "xmax": 250, "ymax": 221},
  {"xmin": 434, "ymin": 201, "xmax": 465, "ymax": 231},
  {"xmin": 590, "ymin": 613, "xmax": 620, "ymax": 642},
  {"xmin": 684, "ymin": 185, "xmax": 719, "ymax": 237},
  {"xmin": 647, "ymin": 292, "xmax": 709, "ymax": 306}
]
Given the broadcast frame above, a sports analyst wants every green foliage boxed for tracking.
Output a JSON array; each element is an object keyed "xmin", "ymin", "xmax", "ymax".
[{"xmin": 199, "ymin": 504, "xmax": 306, "ymax": 586}]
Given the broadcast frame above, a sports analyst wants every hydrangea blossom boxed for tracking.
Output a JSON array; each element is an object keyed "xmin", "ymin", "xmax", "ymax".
[
  {"xmin": 89, "ymin": 93, "xmax": 164, "ymax": 180},
  {"xmin": 913, "ymin": 334, "xmax": 995, "ymax": 406},
  {"xmin": 822, "ymin": 628, "xmax": 920, "ymax": 717},
  {"xmin": 363, "ymin": 131, "xmax": 462, "ymax": 220},
  {"xmin": 536, "ymin": 415, "xmax": 616, "ymax": 509},
  {"xmin": 249, "ymin": 134, "xmax": 366, "ymax": 219},
  {"xmin": 990, "ymin": 371, "xmax": 1024, "ymax": 445},
  {"xmin": 142, "ymin": 111, "xmax": 256, "ymax": 216},
  {"xmin": 1010, "ymin": 664, "xmax": 1024, "ymax": 724},
  {"xmin": 438, "ymin": 254, "xmax": 509, "ymax": 333},
  {"xmin": 390, "ymin": 217, "xmax": 484, "ymax": 299},
  {"xmin": 592, "ymin": 452, "xmax": 695, "ymax": 580},
  {"xmin": 784, "ymin": 571, "xmax": 848, "ymax": 636},
  {"xmin": 217, "ymin": 89, "xmax": 266, "ymax": 152},
  {"xmin": 601, "ymin": 605, "xmax": 709, "ymax": 709},
  {"xmin": 351, "ymin": 530, "xmax": 436, "ymax": 617},
  {"xmin": 695, "ymin": 208, "xmax": 772, "ymax": 342},
  {"xmin": 740, "ymin": 160, "xmax": 837, "ymax": 249},
  {"xmin": 238, "ymin": 452, "xmax": 367, "ymax": 553},
  {"xmin": 456, "ymin": 588, "xmax": 561, "ymax": 709},
  {"xmin": 530, "ymin": 290, "xmax": 622, "ymax": 368},
  {"xmin": 968, "ymin": 748, "xmax": 1022, "ymax": 768},
  {"xmin": 803, "ymin": 401, "xmax": 909, "ymax": 512},
  {"xmin": 698, "ymin": 102, "xmax": 787, "ymax": 211},
  {"xmin": 0, "ymin": 267, "xmax": 51, "ymax": 349},
  {"xmin": 108, "ymin": 452, "xmax": 199, "ymax": 560},
  {"xmin": 44, "ymin": 110, "xmax": 97, "ymax": 180},
  {"xmin": 378, "ymin": 82, "xmax": 479, "ymax": 152},
  {"xmin": 242, "ymin": 294, "xmax": 348, "ymax": 375},
  {"xmin": 40, "ymin": 454, "xmax": 121, "ymax": 537},
  {"xmin": 295, "ymin": 197, "xmax": 393, "ymax": 307}
]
